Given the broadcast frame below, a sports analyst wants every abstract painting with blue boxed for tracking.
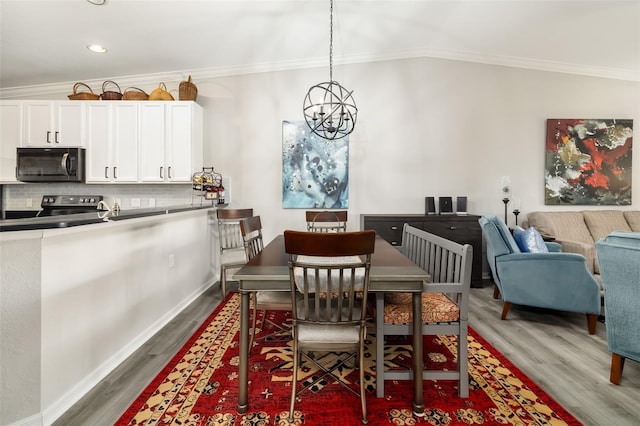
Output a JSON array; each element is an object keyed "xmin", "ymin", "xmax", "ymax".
[{"xmin": 282, "ymin": 120, "xmax": 349, "ymax": 209}]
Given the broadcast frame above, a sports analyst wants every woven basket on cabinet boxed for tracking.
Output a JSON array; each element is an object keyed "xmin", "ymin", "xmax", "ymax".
[
  {"xmin": 68, "ymin": 82, "xmax": 101, "ymax": 100},
  {"xmin": 179, "ymin": 75, "xmax": 197, "ymax": 101},
  {"xmin": 100, "ymin": 80, "xmax": 123, "ymax": 100},
  {"xmin": 123, "ymin": 87, "xmax": 149, "ymax": 101},
  {"xmin": 149, "ymin": 82, "xmax": 174, "ymax": 101}
]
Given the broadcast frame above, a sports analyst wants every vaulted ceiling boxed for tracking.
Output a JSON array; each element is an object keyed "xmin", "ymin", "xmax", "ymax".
[{"xmin": 1, "ymin": 0, "xmax": 638, "ymax": 92}]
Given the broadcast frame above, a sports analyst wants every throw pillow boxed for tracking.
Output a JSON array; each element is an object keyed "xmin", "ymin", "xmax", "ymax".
[{"xmin": 513, "ymin": 226, "xmax": 549, "ymax": 253}]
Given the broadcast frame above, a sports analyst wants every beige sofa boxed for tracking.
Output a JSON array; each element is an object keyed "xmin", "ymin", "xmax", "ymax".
[{"xmin": 527, "ymin": 211, "xmax": 640, "ymax": 279}]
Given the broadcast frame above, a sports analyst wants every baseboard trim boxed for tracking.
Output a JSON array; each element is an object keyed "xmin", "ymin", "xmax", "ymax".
[{"xmin": 6, "ymin": 413, "xmax": 43, "ymax": 426}]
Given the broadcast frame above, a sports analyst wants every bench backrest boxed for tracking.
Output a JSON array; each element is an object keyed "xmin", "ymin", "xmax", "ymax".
[{"xmin": 400, "ymin": 223, "xmax": 473, "ymax": 318}]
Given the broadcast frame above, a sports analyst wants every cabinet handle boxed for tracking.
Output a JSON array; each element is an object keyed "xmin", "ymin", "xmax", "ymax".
[
  {"xmin": 105, "ymin": 167, "xmax": 109, "ymax": 179},
  {"xmin": 160, "ymin": 166, "xmax": 163, "ymax": 178},
  {"xmin": 450, "ymin": 226, "xmax": 457, "ymax": 230},
  {"xmin": 113, "ymin": 167, "xmax": 117, "ymax": 179},
  {"xmin": 54, "ymin": 131, "xmax": 59, "ymax": 144},
  {"xmin": 391, "ymin": 226, "xmax": 398, "ymax": 230},
  {"xmin": 168, "ymin": 166, "xmax": 172, "ymax": 179},
  {"xmin": 391, "ymin": 241, "xmax": 398, "ymax": 246},
  {"xmin": 46, "ymin": 131, "xmax": 51, "ymax": 143}
]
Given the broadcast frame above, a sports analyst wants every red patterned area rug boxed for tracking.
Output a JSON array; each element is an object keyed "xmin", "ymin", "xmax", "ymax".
[{"xmin": 116, "ymin": 293, "xmax": 582, "ymax": 426}]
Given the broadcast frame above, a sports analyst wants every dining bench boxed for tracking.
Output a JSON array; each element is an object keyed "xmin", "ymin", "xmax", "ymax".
[{"xmin": 375, "ymin": 224, "xmax": 473, "ymax": 398}]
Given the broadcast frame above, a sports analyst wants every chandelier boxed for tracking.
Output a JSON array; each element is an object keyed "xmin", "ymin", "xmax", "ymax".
[{"xmin": 303, "ymin": 0, "xmax": 357, "ymax": 140}]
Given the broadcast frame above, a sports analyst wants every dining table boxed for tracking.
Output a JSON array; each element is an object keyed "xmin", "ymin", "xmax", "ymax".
[{"xmin": 233, "ymin": 234, "xmax": 429, "ymax": 416}]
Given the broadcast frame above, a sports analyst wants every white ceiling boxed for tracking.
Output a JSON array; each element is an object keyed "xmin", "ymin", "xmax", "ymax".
[{"xmin": 1, "ymin": 0, "xmax": 639, "ymax": 93}]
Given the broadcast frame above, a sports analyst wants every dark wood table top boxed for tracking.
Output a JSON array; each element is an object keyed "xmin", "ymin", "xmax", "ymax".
[{"xmin": 234, "ymin": 235, "xmax": 427, "ymax": 291}]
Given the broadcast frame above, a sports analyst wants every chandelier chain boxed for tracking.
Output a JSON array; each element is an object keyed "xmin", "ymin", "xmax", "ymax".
[{"xmin": 329, "ymin": 0, "xmax": 333, "ymax": 84}]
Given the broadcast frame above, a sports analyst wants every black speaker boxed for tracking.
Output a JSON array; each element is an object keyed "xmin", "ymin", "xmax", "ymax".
[
  {"xmin": 456, "ymin": 196, "xmax": 468, "ymax": 214},
  {"xmin": 425, "ymin": 197, "xmax": 436, "ymax": 215},
  {"xmin": 439, "ymin": 197, "xmax": 453, "ymax": 214}
]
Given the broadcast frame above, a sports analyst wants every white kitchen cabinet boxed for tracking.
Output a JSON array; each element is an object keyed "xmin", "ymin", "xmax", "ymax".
[
  {"xmin": 86, "ymin": 102, "xmax": 138, "ymax": 183},
  {"xmin": 0, "ymin": 101, "xmax": 22, "ymax": 182},
  {"xmin": 139, "ymin": 102, "xmax": 202, "ymax": 183},
  {"xmin": 138, "ymin": 103, "xmax": 165, "ymax": 182},
  {"xmin": 23, "ymin": 101, "xmax": 85, "ymax": 147}
]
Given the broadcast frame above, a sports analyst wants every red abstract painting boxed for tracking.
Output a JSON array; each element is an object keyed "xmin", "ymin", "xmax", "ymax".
[{"xmin": 545, "ymin": 119, "xmax": 633, "ymax": 205}]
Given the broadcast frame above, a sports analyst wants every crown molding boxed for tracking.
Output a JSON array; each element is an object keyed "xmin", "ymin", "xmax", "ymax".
[{"xmin": 1, "ymin": 50, "xmax": 637, "ymax": 99}]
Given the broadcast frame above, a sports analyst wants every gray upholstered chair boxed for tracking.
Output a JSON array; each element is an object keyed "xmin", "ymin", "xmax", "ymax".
[
  {"xmin": 305, "ymin": 210, "xmax": 347, "ymax": 232},
  {"xmin": 596, "ymin": 231, "xmax": 640, "ymax": 384},
  {"xmin": 217, "ymin": 208, "xmax": 253, "ymax": 296},
  {"xmin": 376, "ymin": 224, "xmax": 472, "ymax": 398},
  {"xmin": 479, "ymin": 215, "xmax": 600, "ymax": 334},
  {"xmin": 284, "ymin": 229, "xmax": 375, "ymax": 424},
  {"xmin": 240, "ymin": 216, "xmax": 292, "ymax": 350}
]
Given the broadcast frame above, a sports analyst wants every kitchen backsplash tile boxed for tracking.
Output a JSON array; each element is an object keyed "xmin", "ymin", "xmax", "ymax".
[{"xmin": 3, "ymin": 183, "xmax": 195, "ymax": 210}]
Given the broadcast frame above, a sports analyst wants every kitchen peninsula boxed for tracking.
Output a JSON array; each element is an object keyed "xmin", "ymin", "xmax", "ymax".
[{"xmin": 0, "ymin": 206, "xmax": 217, "ymax": 425}]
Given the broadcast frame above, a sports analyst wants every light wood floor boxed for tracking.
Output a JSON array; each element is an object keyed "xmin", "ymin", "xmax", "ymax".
[{"xmin": 54, "ymin": 282, "xmax": 640, "ymax": 426}]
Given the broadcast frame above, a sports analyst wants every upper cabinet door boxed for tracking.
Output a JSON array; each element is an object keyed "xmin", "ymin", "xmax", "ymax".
[
  {"xmin": 166, "ymin": 103, "xmax": 197, "ymax": 182},
  {"xmin": 55, "ymin": 102, "xmax": 85, "ymax": 146},
  {"xmin": 86, "ymin": 102, "xmax": 139, "ymax": 183},
  {"xmin": 86, "ymin": 103, "xmax": 111, "ymax": 182},
  {"xmin": 0, "ymin": 101, "xmax": 22, "ymax": 182},
  {"xmin": 23, "ymin": 101, "xmax": 51, "ymax": 146},
  {"xmin": 111, "ymin": 103, "xmax": 138, "ymax": 182},
  {"xmin": 23, "ymin": 101, "xmax": 84, "ymax": 147},
  {"xmin": 138, "ymin": 103, "xmax": 166, "ymax": 182}
]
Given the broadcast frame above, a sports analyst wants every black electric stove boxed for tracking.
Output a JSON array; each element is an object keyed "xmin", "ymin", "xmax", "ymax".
[
  {"xmin": 3, "ymin": 195, "xmax": 107, "ymax": 219},
  {"xmin": 39, "ymin": 195, "xmax": 106, "ymax": 216}
]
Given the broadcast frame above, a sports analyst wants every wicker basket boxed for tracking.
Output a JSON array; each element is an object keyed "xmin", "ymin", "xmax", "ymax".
[
  {"xmin": 68, "ymin": 82, "xmax": 100, "ymax": 100},
  {"xmin": 100, "ymin": 80, "xmax": 123, "ymax": 100},
  {"xmin": 149, "ymin": 82, "xmax": 174, "ymax": 101},
  {"xmin": 179, "ymin": 75, "xmax": 197, "ymax": 101},
  {"xmin": 123, "ymin": 87, "xmax": 149, "ymax": 101}
]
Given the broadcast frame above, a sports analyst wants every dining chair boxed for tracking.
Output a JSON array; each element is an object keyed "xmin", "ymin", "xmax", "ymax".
[
  {"xmin": 284, "ymin": 229, "xmax": 376, "ymax": 424},
  {"xmin": 217, "ymin": 208, "xmax": 253, "ymax": 296},
  {"xmin": 376, "ymin": 224, "xmax": 472, "ymax": 398},
  {"xmin": 240, "ymin": 215, "xmax": 292, "ymax": 351},
  {"xmin": 305, "ymin": 210, "xmax": 348, "ymax": 233}
]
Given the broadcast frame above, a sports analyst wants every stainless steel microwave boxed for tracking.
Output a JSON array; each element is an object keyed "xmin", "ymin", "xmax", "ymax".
[{"xmin": 16, "ymin": 147, "xmax": 86, "ymax": 182}]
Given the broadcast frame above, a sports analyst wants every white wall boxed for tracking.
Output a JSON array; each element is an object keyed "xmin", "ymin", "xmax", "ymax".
[
  {"xmin": 3, "ymin": 56, "xmax": 639, "ymax": 240},
  {"xmin": 194, "ymin": 57, "xmax": 640, "ymax": 240}
]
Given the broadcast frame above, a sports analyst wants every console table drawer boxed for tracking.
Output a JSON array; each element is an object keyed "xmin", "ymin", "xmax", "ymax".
[
  {"xmin": 365, "ymin": 220, "xmax": 422, "ymax": 246},
  {"xmin": 422, "ymin": 220, "xmax": 480, "ymax": 243}
]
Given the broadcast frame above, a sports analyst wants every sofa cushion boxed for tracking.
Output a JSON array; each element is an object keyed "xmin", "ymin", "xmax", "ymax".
[
  {"xmin": 583, "ymin": 210, "xmax": 631, "ymax": 241},
  {"xmin": 527, "ymin": 211, "xmax": 596, "ymax": 272},
  {"xmin": 513, "ymin": 226, "xmax": 549, "ymax": 253},
  {"xmin": 527, "ymin": 211, "xmax": 593, "ymax": 245},
  {"xmin": 583, "ymin": 210, "xmax": 631, "ymax": 274},
  {"xmin": 624, "ymin": 211, "xmax": 640, "ymax": 232}
]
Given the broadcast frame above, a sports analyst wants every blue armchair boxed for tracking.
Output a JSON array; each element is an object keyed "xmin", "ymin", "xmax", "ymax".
[
  {"xmin": 479, "ymin": 215, "xmax": 600, "ymax": 334},
  {"xmin": 596, "ymin": 231, "xmax": 640, "ymax": 384}
]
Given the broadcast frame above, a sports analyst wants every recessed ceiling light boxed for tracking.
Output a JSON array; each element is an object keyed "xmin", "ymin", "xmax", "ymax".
[
  {"xmin": 87, "ymin": 44, "xmax": 108, "ymax": 53},
  {"xmin": 87, "ymin": 0, "xmax": 106, "ymax": 5}
]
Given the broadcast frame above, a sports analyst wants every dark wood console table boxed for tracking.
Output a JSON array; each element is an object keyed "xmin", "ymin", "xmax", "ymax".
[{"xmin": 361, "ymin": 214, "xmax": 484, "ymax": 287}]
